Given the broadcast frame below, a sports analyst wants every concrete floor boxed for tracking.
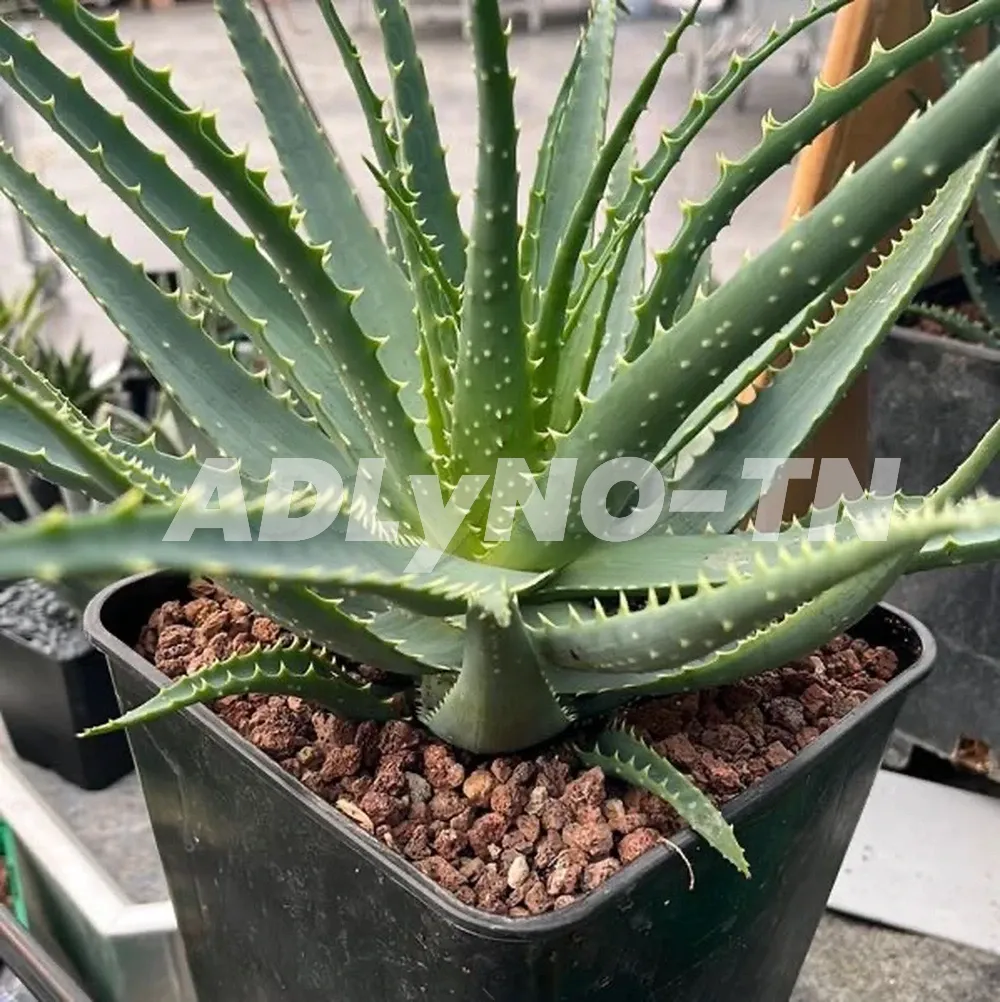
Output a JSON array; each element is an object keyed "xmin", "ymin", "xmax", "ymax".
[{"xmin": 1, "ymin": 2, "xmax": 998, "ymax": 999}]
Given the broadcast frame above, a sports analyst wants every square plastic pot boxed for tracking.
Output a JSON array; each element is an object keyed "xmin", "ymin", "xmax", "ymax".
[
  {"xmin": 0, "ymin": 627, "xmax": 133, "ymax": 791},
  {"xmin": 870, "ymin": 315, "xmax": 1000, "ymax": 780},
  {"xmin": 85, "ymin": 571, "xmax": 935, "ymax": 1002}
]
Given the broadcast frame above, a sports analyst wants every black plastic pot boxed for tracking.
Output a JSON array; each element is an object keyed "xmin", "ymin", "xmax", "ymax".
[
  {"xmin": 870, "ymin": 305, "xmax": 1000, "ymax": 780},
  {"xmin": 0, "ymin": 477, "xmax": 60, "ymax": 525},
  {"xmin": 85, "ymin": 572, "xmax": 935, "ymax": 1002},
  {"xmin": 0, "ymin": 627, "xmax": 132, "ymax": 791}
]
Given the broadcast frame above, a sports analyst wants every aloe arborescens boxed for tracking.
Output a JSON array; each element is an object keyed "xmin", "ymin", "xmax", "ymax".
[{"xmin": 0, "ymin": 0, "xmax": 999, "ymax": 875}]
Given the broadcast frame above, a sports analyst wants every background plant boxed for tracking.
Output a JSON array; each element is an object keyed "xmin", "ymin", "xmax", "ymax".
[
  {"xmin": 0, "ymin": 0, "xmax": 998, "ymax": 872},
  {"xmin": 902, "ymin": 3, "xmax": 1000, "ymax": 347}
]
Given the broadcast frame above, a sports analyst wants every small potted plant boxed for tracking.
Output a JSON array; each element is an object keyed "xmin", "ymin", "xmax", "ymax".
[
  {"xmin": 0, "ymin": 338, "xmax": 138, "ymax": 790},
  {"xmin": 870, "ymin": 11, "xmax": 1000, "ymax": 778},
  {"xmin": 0, "ymin": 0, "xmax": 999, "ymax": 1000},
  {"xmin": 0, "ymin": 276, "xmax": 60, "ymax": 522}
]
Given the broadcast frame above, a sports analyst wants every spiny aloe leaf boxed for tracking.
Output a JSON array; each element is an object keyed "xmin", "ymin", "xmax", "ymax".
[
  {"xmin": 550, "ymin": 408, "xmax": 1000, "ymax": 606},
  {"xmin": 588, "ymin": 0, "xmax": 853, "ymax": 356},
  {"xmin": 231, "ymin": 580, "xmax": 457, "ymax": 677},
  {"xmin": 420, "ymin": 598, "xmax": 573, "ymax": 754},
  {"xmin": 628, "ymin": 0, "xmax": 1000, "ymax": 350},
  {"xmin": 953, "ymin": 218, "xmax": 1000, "ymax": 328},
  {"xmin": 555, "ymin": 422, "xmax": 1000, "ymax": 700},
  {"xmin": 520, "ymin": 42, "xmax": 582, "ymax": 325},
  {"xmin": 907, "ymin": 414, "xmax": 1000, "ymax": 570},
  {"xmin": 0, "ymin": 24, "xmax": 385, "ymax": 478},
  {"xmin": 33, "ymin": 0, "xmax": 430, "ymax": 486},
  {"xmin": 372, "ymin": 0, "xmax": 465, "ymax": 285},
  {"xmin": 514, "ymin": 39, "xmax": 1000, "ymax": 568},
  {"xmin": 587, "ymin": 149, "xmax": 647, "ymax": 401},
  {"xmin": 0, "ymin": 151, "xmax": 355, "ymax": 485},
  {"xmin": 549, "ymin": 141, "xmax": 640, "ymax": 431},
  {"xmin": 363, "ymin": 156, "xmax": 459, "ymax": 462},
  {"xmin": 364, "ymin": 159, "xmax": 461, "ymax": 320},
  {"xmin": 533, "ymin": 494, "xmax": 1000, "ymax": 675},
  {"xmin": 0, "ymin": 363, "xmax": 132, "ymax": 500},
  {"xmin": 578, "ymin": 727, "xmax": 748, "ymax": 875},
  {"xmin": 313, "ymin": 0, "xmax": 407, "ymax": 267},
  {"xmin": 538, "ymin": 491, "xmax": 930, "ymax": 605},
  {"xmin": 929, "ymin": 0, "xmax": 1000, "ymax": 250},
  {"xmin": 315, "ymin": 0, "xmax": 397, "ymax": 176},
  {"xmin": 214, "ymin": 0, "xmax": 428, "ymax": 436},
  {"xmin": 0, "ymin": 394, "xmax": 118, "ymax": 500},
  {"xmin": 528, "ymin": 0, "xmax": 618, "ymax": 303},
  {"xmin": 913, "ymin": 523, "xmax": 1000, "ymax": 569},
  {"xmin": 665, "ymin": 143, "xmax": 992, "ymax": 534},
  {"xmin": 560, "ymin": 531, "xmax": 923, "ymax": 704},
  {"xmin": 450, "ymin": 0, "xmax": 534, "ymax": 487},
  {"xmin": 82, "ymin": 641, "xmax": 407, "ymax": 737},
  {"xmin": 658, "ymin": 262, "xmax": 857, "ymax": 481},
  {"xmin": 531, "ymin": 0, "xmax": 701, "ymax": 424},
  {"xmin": 0, "ymin": 490, "xmax": 548, "ymax": 620},
  {"xmin": 0, "ymin": 343, "xmax": 228, "ymax": 506},
  {"xmin": 902, "ymin": 302, "xmax": 997, "ymax": 346}
]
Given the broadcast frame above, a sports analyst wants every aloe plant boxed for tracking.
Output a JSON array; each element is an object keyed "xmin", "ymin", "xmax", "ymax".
[
  {"xmin": 1, "ymin": 0, "xmax": 1000, "ymax": 876},
  {"xmin": 0, "ymin": 270, "xmax": 49, "ymax": 359},
  {"xmin": 903, "ymin": 5, "xmax": 1000, "ymax": 347}
]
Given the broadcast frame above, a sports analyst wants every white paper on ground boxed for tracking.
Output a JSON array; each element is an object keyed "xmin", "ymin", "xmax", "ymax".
[{"xmin": 828, "ymin": 769, "xmax": 1000, "ymax": 956}]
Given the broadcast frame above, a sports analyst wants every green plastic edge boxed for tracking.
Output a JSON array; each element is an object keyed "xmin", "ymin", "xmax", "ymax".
[{"xmin": 0, "ymin": 820, "xmax": 28, "ymax": 928}]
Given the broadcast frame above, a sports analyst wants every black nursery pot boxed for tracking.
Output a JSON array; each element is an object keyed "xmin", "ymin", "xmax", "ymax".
[
  {"xmin": 0, "ymin": 477, "xmax": 60, "ymax": 524},
  {"xmin": 0, "ymin": 627, "xmax": 133, "ymax": 791},
  {"xmin": 870, "ymin": 288, "xmax": 1000, "ymax": 775},
  {"xmin": 85, "ymin": 572, "xmax": 935, "ymax": 1002}
]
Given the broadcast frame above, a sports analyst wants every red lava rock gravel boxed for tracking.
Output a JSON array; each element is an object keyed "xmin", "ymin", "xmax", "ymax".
[{"xmin": 137, "ymin": 581, "xmax": 901, "ymax": 918}]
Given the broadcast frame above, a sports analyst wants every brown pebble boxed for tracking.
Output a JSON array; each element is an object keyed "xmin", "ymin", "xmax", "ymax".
[
  {"xmin": 463, "ymin": 770, "xmax": 496, "ymax": 807},
  {"xmin": 583, "ymin": 858, "xmax": 621, "ymax": 891},
  {"xmin": 433, "ymin": 828, "xmax": 466, "ymax": 861},
  {"xmin": 546, "ymin": 848, "xmax": 586, "ymax": 897},
  {"xmin": 523, "ymin": 878, "xmax": 552, "ymax": 915},
  {"xmin": 359, "ymin": 790, "xmax": 402, "ymax": 827},
  {"xmin": 764, "ymin": 741, "xmax": 794, "ymax": 769},
  {"xmin": 535, "ymin": 829, "xmax": 564, "ymax": 870},
  {"xmin": 250, "ymin": 617, "xmax": 281, "ymax": 645},
  {"xmin": 562, "ymin": 821, "xmax": 614, "ymax": 860},
  {"xmin": 467, "ymin": 813, "xmax": 508, "ymax": 860},
  {"xmin": 516, "ymin": 814, "xmax": 541, "ymax": 845},
  {"xmin": 540, "ymin": 799, "xmax": 570, "ymax": 832},
  {"xmin": 491, "ymin": 782, "xmax": 527, "ymax": 820},
  {"xmin": 618, "ymin": 828, "xmax": 660, "ymax": 865},
  {"xmin": 416, "ymin": 857, "xmax": 465, "ymax": 893},
  {"xmin": 429, "ymin": 791, "xmax": 465, "ymax": 821},
  {"xmin": 563, "ymin": 768, "xmax": 606, "ymax": 818},
  {"xmin": 423, "ymin": 744, "xmax": 466, "ymax": 790},
  {"xmin": 319, "ymin": 745, "xmax": 361, "ymax": 781},
  {"xmin": 490, "ymin": 758, "xmax": 516, "ymax": 783}
]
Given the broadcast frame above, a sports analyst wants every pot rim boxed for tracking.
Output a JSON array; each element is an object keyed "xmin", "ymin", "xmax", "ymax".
[
  {"xmin": 83, "ymin": 571, "xmax": 936, "ymax": 941},
  {"xmin": 888, "ymin": 322, "xmax": 1000, "ymax": 364}
]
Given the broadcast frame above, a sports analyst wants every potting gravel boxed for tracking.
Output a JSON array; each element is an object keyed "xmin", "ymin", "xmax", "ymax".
[
  {"xmin": 0, "ymin": 581, "xmax": 91, "ymax": 661},
  {"xmin": 137, "ymin": 581, "xmax": 902, "ymax": 918}
]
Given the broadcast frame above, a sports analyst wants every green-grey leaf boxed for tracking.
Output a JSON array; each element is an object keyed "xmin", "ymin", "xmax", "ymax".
[
  {"xmin": 579, "ymin": 727, "xmax": 748, "ymax": 875},
  {"xmin": 82, "ymin": 641, "xmax": 406, "ymax": 736}
]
